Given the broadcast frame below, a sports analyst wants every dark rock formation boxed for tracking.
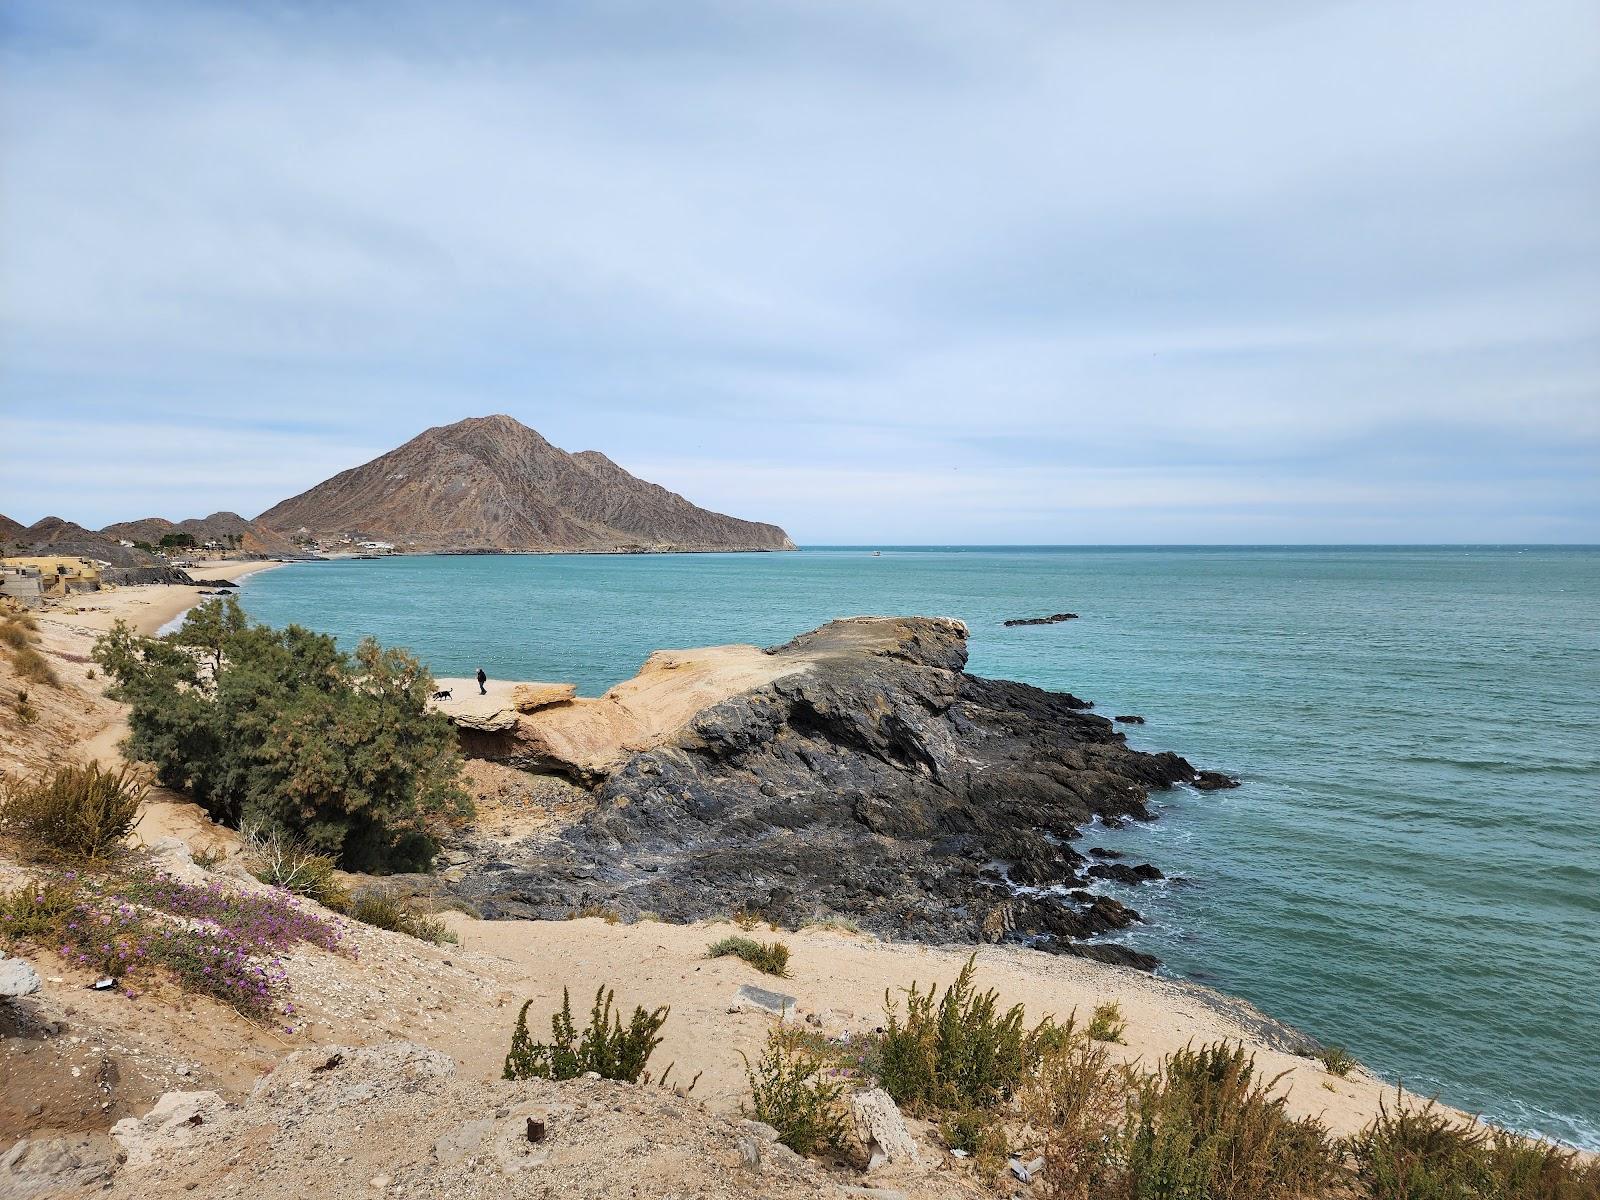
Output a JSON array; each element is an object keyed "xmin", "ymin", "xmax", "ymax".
[
  {"xmin": 1003, "ymin": 612, "xmax": 1079, "ymax": 627},
  {"xmin": 1086, "ymin": 861, "xmax": 1165, "ymax": 885},
  {"xmin": 1114, "ymin": 714, "xmax": 1145, "ymax": 724},
  {"xmin": 1192, "ymin": 770, "xmax": 1241, "ymax": 791},
  {"xmin": 456, "ymin": 617, "xmax": 1226, "ymax": 969}
]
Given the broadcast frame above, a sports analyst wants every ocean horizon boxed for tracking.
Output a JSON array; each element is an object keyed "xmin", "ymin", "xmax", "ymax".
[{"xmin": 234, "ymin": 544, "xmax": 1600, "ymax": 1150}]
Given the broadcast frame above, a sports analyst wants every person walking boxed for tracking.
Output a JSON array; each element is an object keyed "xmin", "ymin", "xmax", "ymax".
[{"xmin": 476, "ymin": 666, "xmax": 488, "ymax": 695}]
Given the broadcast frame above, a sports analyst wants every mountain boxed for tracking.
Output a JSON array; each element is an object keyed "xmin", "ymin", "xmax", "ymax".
[
  {"xmin": 18, "ymin": 517, "xmax": 155, "ymax": 567},
  {"xmin": 256, "ymin": 415, "xmax": 796, "ymax": 553},
  {"xmin": 101, "ymin": 512, "xmax": 298, "ymax": 557},
  {"xmin": 0, "ymin": 513, "xmax": 25, "ymax": 548}
]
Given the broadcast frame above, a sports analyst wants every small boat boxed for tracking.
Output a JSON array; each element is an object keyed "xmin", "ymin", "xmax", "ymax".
[{"xmin": 871, "ymin": 551, "xmax": 882, "ymax": 557}]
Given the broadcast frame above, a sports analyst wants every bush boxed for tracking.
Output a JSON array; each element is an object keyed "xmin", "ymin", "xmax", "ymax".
[
  {"xmin": 0, "ymin": 871, "xmax": 344, "ymax": 1020},
  {"xmin": 244, "ymin": 824, "xmax": 349, "ymax": 910},
  {"xmin": 504, "ymin": 986, "xmax": 668, "ymax": 1084},
  {"xmin": 347, "ymin": 887, "xmax": 456, "ymax": 944},
  {"xmin": 0, "ymin": 762, "xmax": 146, "ymax": 859},
  {"xmin": 0, "ymin": 879, "xmax": 79, "ymax": 940},
  {"xmin": 0, "ymin": 621, "xmax": 29, "ymax": 650},
  {"xmin": 1316, "ymin": 1043, "xmax": 1357, "ymax": 1077},
  {"xmin": 570, "ymin": 904, "xmax": 621, "ymax": 924},
  {"xmin": 1117, "ymin": 1042, "xmax": 1338, "ymax": 1200},
  {"xmin": 879, "ymin": 954, "xmax": 1043, "ymax": 1115},
  {"xmin": 93, "ymin": 598, "xmax": 469, "ymax": 872},
  {"xmin": 940, "ymin": 1104, "xmax": 1010, "ymax": 1163},
  {"xmin": 11, "ymin": 645, "xmax": 58, "ymax": 686},
  {"xmin": 707, "ymin": 935, "xmax": 790, "ymax": 977},
  {"xmin": 1350, "ymin": 1091, "xmax": 1600, "ymax": 1199},
  {"xmin": 1087, "ymin": 1000, "xmax": 1127, "ymax": 1044},
  {"xmin": 741, "ymin": 1025, "xmax": 850, "ymax": 1156},
  {"xmin": 1017, "ymin": 1018, "xmax": 1129, "ymax": 1200}
]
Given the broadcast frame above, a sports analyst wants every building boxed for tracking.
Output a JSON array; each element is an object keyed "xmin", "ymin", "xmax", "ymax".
[{"xmin": 0, "ymin": 555, "xmax": 105, "ymax": 601}]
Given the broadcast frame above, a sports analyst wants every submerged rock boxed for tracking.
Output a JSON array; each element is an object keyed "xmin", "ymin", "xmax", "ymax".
[
  {"xmin": 1192, "ymin": 770, "xmax": 1241, "ymax": 791},
  {"xmin": 457, "ymin": 617, "xmax": 1221, "ymax": 967}
]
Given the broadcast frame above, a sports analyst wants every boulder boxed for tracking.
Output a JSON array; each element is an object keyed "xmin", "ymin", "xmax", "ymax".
[
  {"xmin": 450, "ymin": 707, "xmax": 521, "ymax": 734},
  {"xmin": 0, "ymin": 952, "xmax": 41, "ymax": 998},
  {"xmin": 850, "ymin": 1088, "xmax": 919, "ymax": 1170},
  {"xmin": 0, "ymin": 1135, "xmax": 117, "ymax": 1197},
  {"xmin": 1114, "ymin": 714, "xmax": 1145, "ymax": 724},
  {"xmin": 110, "ymin": 1090, "xmax": 227, "ymax": 1169},
  {"xmin": 511, "ymin": 682, "xmax": 577, "ymax": 714},
  {"xmin": 731, "ymin": 983, "xmax": 797, "ymax": 1018},
  {"xmin": 1192, "ymin": 770, "xmax": 1241, "ymax": 791}
]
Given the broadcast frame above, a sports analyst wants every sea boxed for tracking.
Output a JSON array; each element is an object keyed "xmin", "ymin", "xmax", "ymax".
[{"xmin": 233, "ymin": 546, "xmax": 1600, "ymax": 1149}]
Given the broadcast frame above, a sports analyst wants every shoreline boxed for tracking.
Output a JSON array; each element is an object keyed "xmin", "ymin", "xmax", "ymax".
[{"xmin": 44, "ymin": 557, "xmax": 289, "ymax": 638}]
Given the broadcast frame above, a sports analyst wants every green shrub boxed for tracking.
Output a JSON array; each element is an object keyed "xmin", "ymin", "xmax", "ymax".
[
  {"xmin": 0, "ymin": 762, "xmax": 146, "ymax": 859},
  {"xmin": 1313, "ymin": 1043, "xmax": 1358, "ymax": 1077},
  {"xmin": 93, "ymin": 598, "xmax": 469, "ymax": 872},
  {"xmin": 741, "ymin": 1024, "xmax": 850, "ymax": 1156},
  {"xmin": 1480, "ymin": 1128, "xmax": 1600, "ymax": 1200},
  {"xmin": 939, "ymin": 1104, "xmax": 1010, "ymax": 1161},
  {"xmin": 504, "ymin": 986, "xmax": 668, "ymax": 1084},
  {"xmin": 1018, "ymin": 1017, "xmax": 1130, "ymax": 1200},
  {"xmin": 348, "ymin": 887, "xmax": 456, "ymax": 944},
  {"xmin": 0, "ymin": 879, "xmax": 79, "ymax": 940},
  {"xmin": 1348, "ymin": 1090, "xmax": 1600, "ymax": 1200},
  {"xmin": 11, "ymin": 645, "xmax": 58, "ymax": 686},
  {"xmin": 878, "ymin": 954, "xmax": 1041, "ymax": 1114},
  {"xmin": 1118, "ymin": 1042, "xmax": 1338, "ymax": 1200},
  {"xmin": 707, "ymin": 935, "xmax": 790, "ymax": 977},
  {"xmin": 1088, "ymin": 1000, "xmax": 1128, "ymax": 1044}
]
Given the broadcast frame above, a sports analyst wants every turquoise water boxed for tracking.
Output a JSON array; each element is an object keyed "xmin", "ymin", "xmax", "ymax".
[{"xmin": 236, "ymin": 547, "xmax": 1600, "ymax": 1148}]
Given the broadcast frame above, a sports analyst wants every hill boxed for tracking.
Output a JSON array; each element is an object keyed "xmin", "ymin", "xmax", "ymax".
[
  {"xmin": 255, "ymin": 414, "xmax": 795, "ymax": 553},
  {"xmin": 101, "ymin": 512, "xmax": 297, "ymax": 557},
  {"xmin": 15, "ymin": 517, "xmax": 154, "ymax": 567}
]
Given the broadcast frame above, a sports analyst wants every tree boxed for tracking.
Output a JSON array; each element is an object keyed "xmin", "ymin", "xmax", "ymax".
[
  {"xmin": 93, "ymin": 597, "xmax": 469, "ymax": 871},
  {"xmin": 158, "ymin": 531, "xmax": 197, "ymax": 549}
]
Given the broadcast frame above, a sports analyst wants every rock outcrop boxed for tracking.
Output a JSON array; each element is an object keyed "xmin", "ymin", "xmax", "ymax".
[
  {"xmin": 256, "ymin": 414, "xmax": 795, "ymax": 553},
  {"xmin": 456, "ymin": 617, "xmax": 1233, "ymax": 969},
  {"xmin": 1003, "ymin": 612, "xmax": 1079, "ymax": 626}
]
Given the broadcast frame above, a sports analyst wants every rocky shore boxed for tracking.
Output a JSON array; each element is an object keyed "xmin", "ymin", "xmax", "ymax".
[{"xmin": 447, "ymin": 617, "xmax": 1233, "ymax": 969}]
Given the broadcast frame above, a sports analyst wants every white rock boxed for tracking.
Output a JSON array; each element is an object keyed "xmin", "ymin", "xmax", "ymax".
[
  {"xmin": 0, "ymin": 955, "xmax": 41, "ymax": 998},
  {"xmin": 110, "ymin": 1091, "xmax": 226, "ymax": 1170},
  {"xmin": 850, "ymin": 1088, "xmax": 919, "ymax": 1170}
]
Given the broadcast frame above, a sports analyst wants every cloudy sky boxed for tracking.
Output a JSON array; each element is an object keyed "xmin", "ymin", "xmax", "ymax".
[{"xmin": 2, "ymin": 1, "xmax": 1596, "ymax": 542}]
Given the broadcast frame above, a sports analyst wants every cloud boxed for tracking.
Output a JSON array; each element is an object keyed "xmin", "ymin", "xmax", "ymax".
[{"xmin": 1, "ymin": 0, "xmax": 1596, "ymax": 537}]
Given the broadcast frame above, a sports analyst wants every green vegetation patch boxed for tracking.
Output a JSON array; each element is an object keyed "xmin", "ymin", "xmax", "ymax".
[{"xmin": 707, "ymin": 934, "xmax": 791, "ymax": 977}]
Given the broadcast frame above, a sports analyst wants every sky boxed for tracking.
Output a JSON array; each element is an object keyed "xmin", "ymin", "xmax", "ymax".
[{"xmin": 1, "ymin": 0, "xmax": 1597, "ymax": 543}]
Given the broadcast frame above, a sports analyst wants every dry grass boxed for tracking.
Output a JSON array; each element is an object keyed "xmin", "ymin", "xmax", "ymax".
[
  {"xmin": 0, "ymin": 762, "xmax": 146, "ymax": 860},
  {"xmin": 9, "ymin": 645, "xmax": 59, "ymax": 686}
]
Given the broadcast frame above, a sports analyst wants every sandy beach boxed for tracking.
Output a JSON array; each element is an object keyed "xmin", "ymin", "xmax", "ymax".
[{"xmin": 45, "ymin": 557, "xmax": 289, "ymax": 637}]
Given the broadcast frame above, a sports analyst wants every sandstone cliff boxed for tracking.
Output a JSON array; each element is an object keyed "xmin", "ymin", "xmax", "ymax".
[{"xmin": 256, "ymin": 414, "xmax": 795, "ymax": 553}]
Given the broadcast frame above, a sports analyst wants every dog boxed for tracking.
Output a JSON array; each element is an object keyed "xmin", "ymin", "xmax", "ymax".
[{"xmin": 430, "ymin": 688, "xmax": 453, "ymax": 702}]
